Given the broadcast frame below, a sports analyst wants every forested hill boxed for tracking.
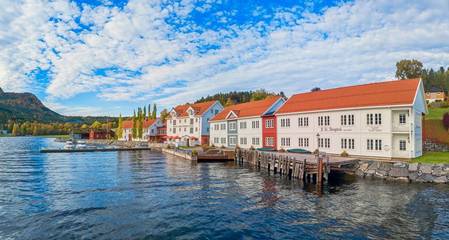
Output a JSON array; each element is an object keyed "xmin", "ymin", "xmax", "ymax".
[
  {"xmin": 0, "ymin": 88, "xmax": 115, "ymax": 124},
  {"xmin": 195, "ymin": 89, "xmax": 285, "ymax": 106},
  {"xmin": 0, "ymin": 88, "xmax": 65, "ymax": 123}
]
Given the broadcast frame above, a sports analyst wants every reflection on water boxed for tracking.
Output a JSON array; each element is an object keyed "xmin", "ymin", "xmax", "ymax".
[{"xmin": 0, "ymin": 137, "xmax": 448, "ymax": 239}]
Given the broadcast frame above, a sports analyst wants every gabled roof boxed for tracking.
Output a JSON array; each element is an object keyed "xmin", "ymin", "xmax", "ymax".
[
  {"xmin": 276, "ymin": 79, "xmax": 421, "ymax": 114},
  {"xmin": 122, "ymin": 119, "xmax": 157, "ymax": 129},
  {"xmin": 171, "ymin": 100, "xmax": 217, "ymax": 117},
  {"xmin": 211, "ymin": 96, "xmax": 282, "ymax": 121}
]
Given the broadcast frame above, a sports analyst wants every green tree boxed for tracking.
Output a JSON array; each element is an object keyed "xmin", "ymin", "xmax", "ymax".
[
  {"xmin": 225, "ymin": 98, "xmax": 235, "ymax": 106},
  {"xmin": 91, "ymin": 121, "xmax": 102, "ymax": 129},
  {"xmin": 148, "ymin": 104, "xmax": 152, "ymax": 119},
  {"xmin": 395, "ymin": 59, "xmax": 423, "ymax": 80},
  {"xmin": 137, "ymin": 110, "xmax": 143, "ymax": 139},
  {"xmin": 143, "ymin": 106, "xmax": 147, "ymax": 119},
  {"xmin": 32, "ymin": 124, "xmax": 39, "ymax": 136},
  {"xmin": 116, "ymin": 114, "xmax": 123, "ymax": 139},
  {"xmin": 152, "ymin": 104, "xmax": 157, "ymax": 119},
  {"xmin": 132, "ymin": 110, "xmax": 137, "ymax": 139},
  {"xmin": 160, "ymin": 109, "xmax": 169, "ymax": 122},
  {"xmin": 12, "ymin": 123, "xmax": 19, "ymax": 136}
]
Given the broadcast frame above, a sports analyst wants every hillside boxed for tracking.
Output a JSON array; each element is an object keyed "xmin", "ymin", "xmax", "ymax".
[
  {"xmin": 195, "ymin": 89, "xmax": 284, "ymax": 106},
  {"xmin": 0, "ymin": 88, "xmax": 65, "ymax": 123},
  {"xmin": 0, "ymin": 88, "xmax": 115, "ymax": 124}
]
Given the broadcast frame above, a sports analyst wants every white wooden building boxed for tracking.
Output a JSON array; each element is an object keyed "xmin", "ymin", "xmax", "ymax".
[
  {"xmin": 166, "ymin": 100, "xmax": 223, "ymax": 146},
  {"xmin": 275, "ymin": 79, "xmax": 427, "ymax": 160},
  {"xmin": 120, "ymin": 118, "xmax": 163, "ymax": 142},
  {"xmin": 209, "ymin": 96, "xmax": 285, "ymax": 149}
]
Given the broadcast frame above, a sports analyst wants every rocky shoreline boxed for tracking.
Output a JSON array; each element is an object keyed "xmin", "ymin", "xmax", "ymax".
[{"xmin": 355, "ymin": 161, "xmax": 449, "ymax": 183}]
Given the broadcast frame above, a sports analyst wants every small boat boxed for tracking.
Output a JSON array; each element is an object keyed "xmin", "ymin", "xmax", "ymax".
[{"xmin": 64, "ymin": 141, "xmax": 75, "ymax": 149}]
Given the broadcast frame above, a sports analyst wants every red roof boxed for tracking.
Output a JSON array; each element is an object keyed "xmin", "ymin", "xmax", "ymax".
[
  {"xmin": 211, "ymin": 96, "xmax": 282, "ymax": 121},
  {"xmin": 276, "ymin": 79, "xmax": 421, "ymax": 114},
  {"xmin": 122, "ymin": 119, "xmax": 156, "ymax": 129},
  {"xmin": 171, "ymin": 100, "xmax": 217, "ymax": 117}
]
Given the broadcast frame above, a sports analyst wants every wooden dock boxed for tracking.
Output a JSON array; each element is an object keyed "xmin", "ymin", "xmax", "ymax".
[
  {"xmin": 235, "ymin": 149, "xmax": 358, "ymax": 185},
  {"xmin": 40, "ymin": 147, "xmax": 152, "ymax": 153}
]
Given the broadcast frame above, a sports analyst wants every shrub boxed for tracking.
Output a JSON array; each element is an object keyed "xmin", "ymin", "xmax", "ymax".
[
  {"xmin": 278, "ymin": 148, "xmax": 285, "ymax": 152},
  {"xmin": 340, "ymin": 150, "xmax": 349, "ymax": 157},
  {"xmin": 201, "ymin": 144, "xmax": 210, "ymax": 152},
  {"xmin": 249, "ymin": 145, "xmax": 255, "ymax": 150},
  {"xmin": 443, "ymin": 113, "xmax": 449, "ymax": 130},
  {"xmin": 313, "ymin": 149, "xmax": 319, "ymax": 155},
  {"xmin": 191, "ymin": 150, "xmax": 198, "ymax": 156},
  {"xmin": 221, "ymin": 145, "xmax": 226, "ymax": 149}
]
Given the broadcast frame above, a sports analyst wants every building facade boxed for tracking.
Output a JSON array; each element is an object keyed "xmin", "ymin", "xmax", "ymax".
[
  {"xmin": 166, "ymin": 101, "xmax": 223, "ymax": 146},
  {"xmin": 425, "ymin": 87, "xmax": 446, "ymax": 103},
  {"xmin": 209, "ymin": 96, "xmax": 285, "ymax": 149},
  {"xmin": 275, "ymin": 79, "xmax": 427, "ymax": 159},
  {"xmin": 120, "ymin": 118, "xmax": 163, "ymax": 142}
]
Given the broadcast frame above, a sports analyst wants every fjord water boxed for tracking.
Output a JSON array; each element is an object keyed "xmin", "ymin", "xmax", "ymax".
[{"xmin": 1, "ymin": 137, "xmax": 448, "ymax": 239}]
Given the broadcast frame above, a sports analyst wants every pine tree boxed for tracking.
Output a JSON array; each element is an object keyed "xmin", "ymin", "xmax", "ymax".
[
  {"xmin": 152, "ymin": 104, "xmax": 157, "ymax": 119},
  {"xmin": 117, "ymin": 114, "xmax": 123, "ymax": 139},
  {"xmin": 148, "ymin": 104, "xmax": 152, "ymax": 119},
  {"xmin": 137, "ymin": 110, "xmax": 143, "ymax": 139},
  {"xmin": 143, "ymin": 106, "xmax": 147, "ymax": 119},
  {"xmin": 132, "ymin": 110, "xmax": 137, "ymax": 139}
]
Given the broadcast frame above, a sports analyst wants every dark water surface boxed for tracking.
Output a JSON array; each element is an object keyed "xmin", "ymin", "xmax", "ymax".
[{"xmin": 1, "ymin": 137, "xmax": 449, "ymax": 239}]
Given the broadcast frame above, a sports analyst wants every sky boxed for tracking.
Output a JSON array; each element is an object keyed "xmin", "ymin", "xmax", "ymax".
[{"xmin": 0, "ymin": 0, "xmax": 448, "ymax": 116}]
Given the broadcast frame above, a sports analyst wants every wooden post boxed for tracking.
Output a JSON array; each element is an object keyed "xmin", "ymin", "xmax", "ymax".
[{"xmin": 317, "ymin": 157, "xmax": 323, "ymax": 186}]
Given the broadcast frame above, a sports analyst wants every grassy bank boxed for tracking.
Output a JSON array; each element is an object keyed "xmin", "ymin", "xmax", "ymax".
[
  {"xmin": 426, "ymin": 107, "xmax": 449, "ymax": 120},
  {"xmin": 413, "ymin": 152, "xmax": 449, "ymax": 164}
]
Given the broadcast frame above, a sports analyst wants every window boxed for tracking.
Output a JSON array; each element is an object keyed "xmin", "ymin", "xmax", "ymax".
[
  {"xmin": 252, "ymin": 120, "xmax": 260, "ymax": 129},
  {"xmin": 298, "ymin": 138, "xmax": 309, "ymax": 147},
  {"xmin": 229, "ymin": 136, "xmax": 237, "ymax": 145},
  {"xmin": 399, "ymin": 114, "xmax": 406, "ymax": 124},
  {"xmin": 190, "ymin": 118, "xmax": 194, "ymax": 124},
  {"xmin": 280, "ymin": 118, "xmax": 290, "ymax": 127},
  {"xmin": 318, "ymin": 116, "xmax": 330, "ymax": 126},
  {"xmin": 173, "ymin": 120, "xmax": 177, "ymax": 125},
  {"xmin": 252, "ymin": 137, "xmax": 260, "ymax": 145},
  {"xmin": 173, "ymin": 128, "xmax": 176, "ymax": 134},
  {"xmin": 367, "ymin": 139, "xmax": 382, "ymax": 150},
  {"xmin": 265, "ymin": 137, "xmax": 274, "ymax": 146},
  {"xmin": 190, "ymin": 128, "xmax": 193, "ymax": 134},
  {"xmin": 281, "ymin": 138, "xmax": 291, "ymax": 147},
  {"xmin": 341, "ymin": 138, "xmax": 355, "ymax": 149},
  {"xmin": 229, "ymin": 122, "xmax": 237, "ymax": 131},
  {"xmin": 240, "ymin": 137, "xmax": 247, "ymax": 145},
  {"xmin": 220, "ymin": 123, "xmax": 226, "ymax": 130},
  {"xmin": 214, "ymin": 137, "xmax": 219, "ymax": 144},
  {"xmin": 399, "ymin": 140, "xmax": 406, "ymax": 151},
  {"xmin": 367, "ymin": 113, "xmax": 382, "ymax": 125},
  {"xmin": 265, "ymin": 119, "xmax": 274, "ymax": 128},
  {"xmin": 214, "ymin": 124, "xmax": 219, "ymax": 131},
  {"xmin": 239, "ymin": 121, "xmax": 247, "ymax": 129},
  {"xmin": 221, "ymin": 138, "xmax": 226, "ymax": 144},
  {"xmin": 341, "ymin": 115, "xmax": 354, "ymax": 126},
  {"xmin": 318, "ymin": 138, "xmax": 330, "ymax": 148},
  {"xmin": 298, "ymin": 117, "xmax": 309, "ymax": 127}
]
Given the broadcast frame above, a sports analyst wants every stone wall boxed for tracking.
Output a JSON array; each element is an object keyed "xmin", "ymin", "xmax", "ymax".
[
  {"xmin": 355, "ymin": 161, "xmax": 449, "ymax": 183},
  {"xmin": 423, "ymin": 139, "xmax": 449, "ymax": 152}
]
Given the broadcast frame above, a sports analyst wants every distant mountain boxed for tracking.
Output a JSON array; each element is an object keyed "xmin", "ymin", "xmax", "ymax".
[
  {"xmin": 0, "ymin": 87, "xmax": 65, "ymax": 123},
  {"xmin": 0, "ymin": 88, "xmax": 115, "ymax": 124}
]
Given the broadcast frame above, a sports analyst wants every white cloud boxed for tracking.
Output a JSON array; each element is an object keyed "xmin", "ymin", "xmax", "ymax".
[{"xmin": 1, "ymin": 0, "xmax": 449, "ymax": 115}]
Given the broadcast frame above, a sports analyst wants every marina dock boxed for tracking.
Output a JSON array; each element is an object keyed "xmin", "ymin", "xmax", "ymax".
[
  {"xmin": 235, "ymin": 149, "xmax": 359, "ymax": 185},
  {"xmin": 40, "ymin": 147, "xmax": 152, "ymax": 153}
]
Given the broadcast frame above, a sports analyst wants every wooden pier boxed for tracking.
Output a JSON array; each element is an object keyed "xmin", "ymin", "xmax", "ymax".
[
  {"xmin": 235, "ymin": 149, "xmax": 358, "ymax": 186},
  {"xmin": 40, "ymin": 147, "xmax": 152, "ymax": 153}
]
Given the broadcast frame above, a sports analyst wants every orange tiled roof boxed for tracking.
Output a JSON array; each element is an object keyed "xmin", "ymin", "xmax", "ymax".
[
  {"xmin": 122, "ymin": 119, "xmax": 156, "ymax": 129},
  {"xmin": 276, "ymin": 79, "xmax": 421, "ymax": 114},
  {"xmin": 211, "ymin": 96, "xmax": 282, "ymax": 121},
  {"xmin": 171, "ymin": 100, "xmax": 217, "ymax": 117}
]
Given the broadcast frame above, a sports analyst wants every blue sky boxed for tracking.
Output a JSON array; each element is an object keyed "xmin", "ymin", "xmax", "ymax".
[{"xmin": 0, "ymin": 0, "xmax": 448, "ymax": 116}]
